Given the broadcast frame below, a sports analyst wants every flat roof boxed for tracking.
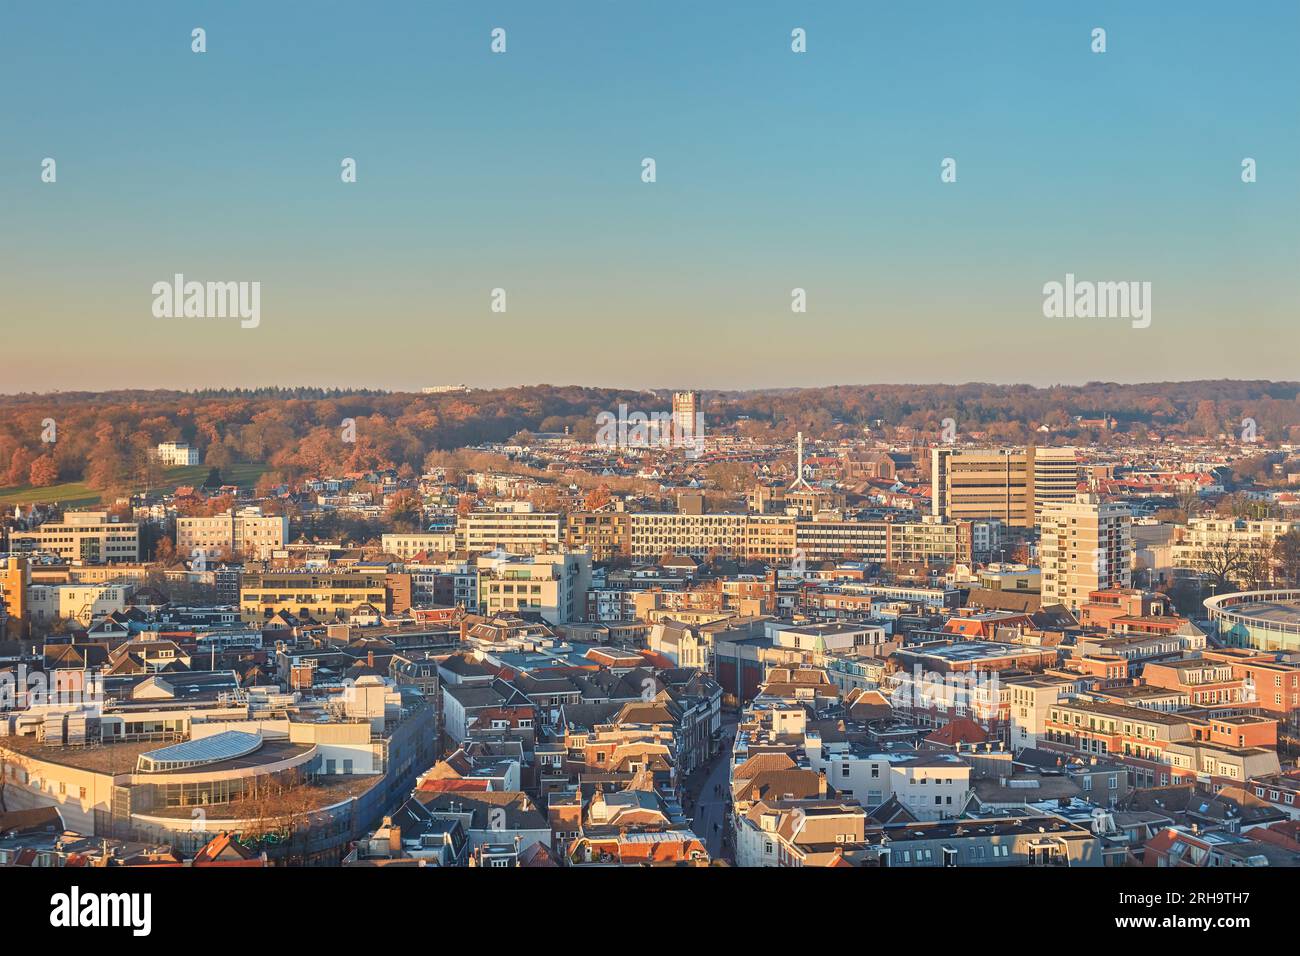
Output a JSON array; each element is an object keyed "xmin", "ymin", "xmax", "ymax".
[
  {"xmin": 1230, "ymin": 601, "xmax": 1300, "ymax": 625},
  {"xmin": 898, "ymin": 641, "xmax": 1049, "ymax": 662}
]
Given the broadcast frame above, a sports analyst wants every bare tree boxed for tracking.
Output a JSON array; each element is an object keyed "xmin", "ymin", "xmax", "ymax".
[
  {"xmin": 223, "ymin": 774, "xmax": 323, "ymax": 862},
  {"xmin": 1175, "ymin": 488, "xmax": 1203, "ymax": 520},
  {"xmin": 1240, "ymin": 545, "xmax": 1274, "ymax": 591},
  {"xmin": 1201, "ymin": 539, "xmax": 1249, "ymax": 593},
  {"xmin": 1274, "ymin": 529, "xmax": 1300, "ymax": 588}
]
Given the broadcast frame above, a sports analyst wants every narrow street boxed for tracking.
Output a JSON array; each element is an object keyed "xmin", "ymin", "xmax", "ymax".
[{"xmin": 683, "ymin": 716, "xmax": 738, "ymax": 862}]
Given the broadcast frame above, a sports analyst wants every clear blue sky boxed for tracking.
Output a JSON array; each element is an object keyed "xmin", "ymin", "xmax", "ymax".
[{"xmin": 1, "ymin": 1, "xmax": 1296, "ymax": 391}]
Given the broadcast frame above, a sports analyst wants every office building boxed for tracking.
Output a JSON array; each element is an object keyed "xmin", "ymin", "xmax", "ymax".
[
  {"xmin": 931, "ymin": 447, "xmax": 1084, "ymax": 528},
  {"xmin": 9, "ymin": 511, "xmax": 139, "ymax": 564}
]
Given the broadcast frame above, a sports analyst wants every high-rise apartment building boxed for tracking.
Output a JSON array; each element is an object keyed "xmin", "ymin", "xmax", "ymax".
[
  {"xmin": 1039, "ymin": 493, "xmax": 1132, "ymax": 612},
  {"xmin": 0, "ymin": 556, "xmax": 29, "ymax": 638}
]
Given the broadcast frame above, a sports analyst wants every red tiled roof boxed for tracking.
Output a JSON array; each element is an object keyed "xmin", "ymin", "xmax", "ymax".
[{"xmin": 925, "ymin": 717, "xmax": 990, "ymax": 746}]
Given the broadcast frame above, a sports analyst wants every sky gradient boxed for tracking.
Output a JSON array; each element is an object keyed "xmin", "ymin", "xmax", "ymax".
[{"xmin": 2, "ymin": 1, "xmax": 1297, "ymax": 392}]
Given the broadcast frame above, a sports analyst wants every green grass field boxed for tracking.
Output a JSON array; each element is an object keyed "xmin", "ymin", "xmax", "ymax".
[{"xmin": 0, "ymin": 462, "xmax": 269, "ymax": 509}]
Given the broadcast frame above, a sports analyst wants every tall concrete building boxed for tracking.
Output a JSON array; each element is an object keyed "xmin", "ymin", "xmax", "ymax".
[
  {"xmin": 1039, "ymin": 493, "xmax": 1132, "ymax": 612},
  {"xmin": 931, "ymin": 447, "xmax": 1083, "ymax": 528},
  {"xmin": 931, "ymin": 448, "xmax": 1033, "ymax": 527},
  {"xmin": 0, "ymin": 555, "xmax": 29, "ymax": 638},
  {"xmin": 672, "ymin": 390, "xmax": 701, "ymax": 442},
  {"xmin": 1031, "ymin": 447, "xmax": 1084, "ymax": 518}
]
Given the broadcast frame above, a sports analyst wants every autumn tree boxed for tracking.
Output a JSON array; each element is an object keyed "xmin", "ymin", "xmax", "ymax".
[
  {"xmin": 384, "ymin": 490, "xmax": 424, "ymax": 531},
  {"xmin": 27, "ymin": 455, "xmax": 59, "ymax": 487},
  {"xmin": 6, "ymin": 447, "xmax": 35, "ymax": 486}
]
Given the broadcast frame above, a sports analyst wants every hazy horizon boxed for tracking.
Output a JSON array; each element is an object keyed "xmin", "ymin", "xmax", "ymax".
[
  {"xmin": 3, "ymin": 0, "xmax": 1297, "ymax": 391},
  {"xmin": 1, "ymin": 376, "xmax": 1298, "ymax": 400}
]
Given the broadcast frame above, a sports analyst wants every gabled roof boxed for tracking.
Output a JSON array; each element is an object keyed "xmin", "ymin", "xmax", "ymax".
[
  {"xmin": 925, "ymin": 717, "xmax": 990, "ymax": 747},
  {"xmin": 732, "ymin": 752, "xmax": 796, "ymax": 783},
  {"xmin": 0, "ymin": 806, "xmax": 62, "ymax": 835},
  {"xmin": 866, "ymin": 795, "xmax": 917, "ymax": 825},
  {"xmin": 192, "ymin": 831, "xmax": 263, "ymax": 865},
  {"xmin": 740, "ymin": 769, "xmax": 824, "ymax": 803}
]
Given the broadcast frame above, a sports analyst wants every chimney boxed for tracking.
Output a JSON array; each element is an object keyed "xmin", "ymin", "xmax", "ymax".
[
  {"xmin": 368, "ymin": 651, "xmax": 375, "ymax": 668},
  {"xmin": 388, "ymin": 821, "xmax": 401, "ymax": 854}
]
